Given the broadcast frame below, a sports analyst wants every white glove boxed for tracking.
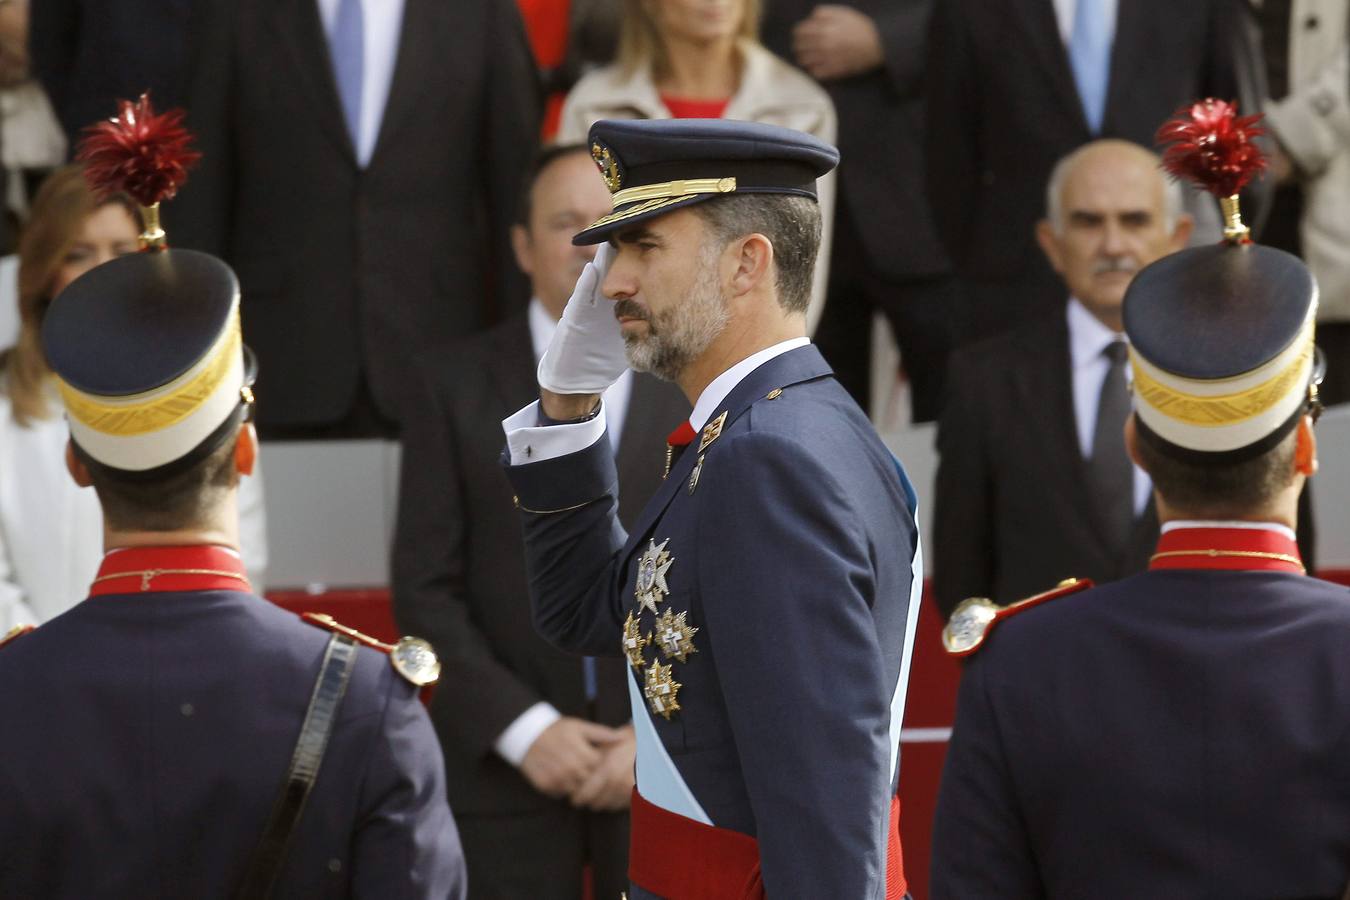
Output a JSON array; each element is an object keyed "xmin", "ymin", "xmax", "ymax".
[{"xmin": 537, "ymin": 242, "xmax": 629, "ymax": 395}]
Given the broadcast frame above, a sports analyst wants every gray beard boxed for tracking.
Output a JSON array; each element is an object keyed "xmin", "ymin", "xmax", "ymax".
[{"xmin": 623, "ymin": 254, "xmax": 728, "ymax": 382}]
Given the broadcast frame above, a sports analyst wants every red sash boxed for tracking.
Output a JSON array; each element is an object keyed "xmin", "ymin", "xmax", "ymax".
[
  {"xmin": 629, "ymin": 788, "xmax": 906, "ymax": 899},
  {"xmin": 1148, "ymin": 525, "xmax": 1303, "ymax": 575},
  {"xmin": 89, "ymin": 545, "xmax": 252, "ymax": 596}
]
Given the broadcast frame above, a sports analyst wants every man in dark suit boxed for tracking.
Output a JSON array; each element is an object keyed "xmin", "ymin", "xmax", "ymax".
[
  {"xmin": 933, "ymin": 140, "xmax": 1193, "ymax": 617},
  {"xmin": 926, "ymin": 0, "xmax": 1247, "ymax": 342},
  {"xmin": 759, "ymin": 0, "xmax": 954, "ymax": 420},
  {"xmin": 931, "ymin": 192, "xmax": 1350, "ymax": 897},
  {"xmin": 0, "ymin": 222, "xmax": 463, "ymax": 897},
  {"xmin": 30, "ymin": 0, "xmax": 202, "ymax": 145},
  {"xmin": 393, "ymin": 144, "xmax": 688, "ymax": 900},
  {"xmin": 504, "ymin": 119, "xmax": 919, "ymax": 898},
  {"xmin": 174, "ymin": 0, "xmax": 540, "ymax": 437}
]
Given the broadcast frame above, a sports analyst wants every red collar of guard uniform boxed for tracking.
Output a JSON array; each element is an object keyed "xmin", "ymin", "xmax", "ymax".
[
  {"xmin": 90, "ymin": 545, "xmax": 252, "ymax": 596},
  {"xmin": 1149, "ymin": 525, "xmax": 1304, "ymax": 575}
]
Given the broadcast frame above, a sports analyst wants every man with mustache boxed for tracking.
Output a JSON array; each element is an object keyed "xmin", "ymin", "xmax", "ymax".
[
  {"xmin": 501, "ymin": 119, "xmax": 921, "ymax": 899},
  {"xmin": 932, "ymin": 139, "xmax": 1193, "ymax": 618}
]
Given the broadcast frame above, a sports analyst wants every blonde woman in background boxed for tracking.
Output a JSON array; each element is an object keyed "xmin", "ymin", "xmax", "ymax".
[
  {"xmin": 0, "ymin": 166, "xmax": 267, "ymax": 629},
  {"xmin": 557, "ymin": 0, "xmax": 837, "ymax": 331}
]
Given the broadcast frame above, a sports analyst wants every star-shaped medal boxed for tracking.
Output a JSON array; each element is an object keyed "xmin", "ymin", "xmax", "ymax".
[
  {"xmin": 643, "ymin": 659, "xmax": 682, "ymax": 720},
  {"xmin": 634, "ymin": 538, "xmax": 674, "ymax": 616},
  {"xmin": 622, "ymin": 612, "xmax": 651, "ymax": 669},
  {"xmin": 654, "ymin": 607, "xmax": 698, "ymax": 663}
]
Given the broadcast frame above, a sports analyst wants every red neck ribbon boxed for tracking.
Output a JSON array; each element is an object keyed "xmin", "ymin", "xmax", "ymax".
[
  {"xmin": 90, "ymin": 545, "xmax": 252, "ymax": 596},
  {"xmin": 667, "ymin": 421, "xmax": 697, "ymax": 448},
  {"xmin": 1149, "ymin": 526, "xmax": 1303, "ymax": 574}
]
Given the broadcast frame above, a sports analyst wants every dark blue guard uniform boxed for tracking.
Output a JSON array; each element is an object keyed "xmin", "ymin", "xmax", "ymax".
[
  {"xmin": 0, "ymin": 135, "xmax": 464, "ymax": 898},
  {"xmin": 505, "ymin": 120, "xmax": 922, "ymax": 900},
  {"xmin": 931, "ymin": 139, "xmax": 1350, "ymax": 897}
]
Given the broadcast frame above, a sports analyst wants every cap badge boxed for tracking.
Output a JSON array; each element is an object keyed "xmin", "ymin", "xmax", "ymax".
[
  {"xmin": 591, "ymin": 142, "xmax": 622, "ymax": 193},
  {"xmin": 635, "ymin": 538, "xmax": 674, "ymax": 615}
]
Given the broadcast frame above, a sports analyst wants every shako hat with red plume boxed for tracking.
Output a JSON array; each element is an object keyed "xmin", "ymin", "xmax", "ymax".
[
  {"xmin": 1121, "ymin": 99, "xmax": 1321, "ymax": 466},
  {"xmin": 40, "ymin": 95, "xmax": 257, "ymax": 477}
]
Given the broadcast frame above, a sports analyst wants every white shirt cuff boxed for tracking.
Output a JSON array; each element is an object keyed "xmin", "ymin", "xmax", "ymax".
[
  {"xmin": 502, "ymin": 400, "xmax": 609, "ymax": 466},
  {"xmin": 494, "ymin": 701, "xmax": 563, "ymax": 767}
]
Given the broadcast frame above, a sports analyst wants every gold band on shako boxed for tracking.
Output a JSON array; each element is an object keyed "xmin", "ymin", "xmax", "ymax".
[
  {"xmin": 1130, "ymin": 296, "xmax": 1317, "ymax": 455},
  {"xmin": 57, "ymin": 298, "xmax": 247, "ymax": 472}
]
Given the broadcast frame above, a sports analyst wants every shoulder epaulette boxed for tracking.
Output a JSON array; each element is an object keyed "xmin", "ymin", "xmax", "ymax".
[
  {"xmin": 942, "ymin": 578, "xmax": 1094, "ymax": 658},
  {"xmin": 0, "ymin": 624, "xmax": 34, "ymax": 650},
  {"xmin": 301, "ymin": 612, "xmax": 440, "ymax": 687}
]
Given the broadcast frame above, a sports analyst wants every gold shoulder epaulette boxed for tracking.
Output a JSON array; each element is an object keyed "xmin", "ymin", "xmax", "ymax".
[
  {"xmin": 0, "ymin": 624, "xmax": 34, "ymax": 649},
  {"xmin": 301, "ymin": 612, "xmax": 441, "ymax": 687},
  {"xmin": 942, "ymin": 578, "xmax": 1094, "ymax": 658}
]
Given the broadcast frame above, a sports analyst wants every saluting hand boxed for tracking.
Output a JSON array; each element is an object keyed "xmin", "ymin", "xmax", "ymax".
[
  {"xmin": 569, "ymin": 724, "xmax": 636, "ymax": 812},
  {"xmin": 792, "ymin": 5, "xmax": 884, "ymax": 82},
  {"xmin": 520, "ymin": 717, "xmax": 624, "ymax": 799},
  {"xmin": 538, "ymin": 242, "xmax": 628, "ymax": 419}
]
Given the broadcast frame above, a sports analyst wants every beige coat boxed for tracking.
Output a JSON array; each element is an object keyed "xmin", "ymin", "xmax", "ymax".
[
  {"xmin": 558, "ymin": 41, "xmax": 839, "ymax": 333},
  {"xmin": 1261, "ymin": 0, "xmax": 1350, "ymax": 321}
]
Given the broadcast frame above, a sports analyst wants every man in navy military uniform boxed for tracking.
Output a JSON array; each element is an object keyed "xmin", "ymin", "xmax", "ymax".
[
  {"xmin": 501, "ymin": 118, "xmax": 922, "ymax": 899},
  {"xmin": 931, "ymin": 135, "xmax": 1350, "ymax": 895},
  {"xmin": 0, "ymin": 170, "xmax": 465, "ymax": 896}
]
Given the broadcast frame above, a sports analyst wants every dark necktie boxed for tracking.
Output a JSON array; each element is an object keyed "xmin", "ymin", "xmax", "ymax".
[
  {"xmin": 330, "ymin": 0, "xmax": 364, "ymax": 151},
  {"xmin": 1087, "ymin": 341, "xmax": 1134, "ymax": 554}
]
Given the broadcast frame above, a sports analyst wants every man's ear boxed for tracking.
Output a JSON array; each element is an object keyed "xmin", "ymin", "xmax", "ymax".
[
  {"xmin": 1295, "ymin": 414, "xmax": 1318, "ymax": 477},
  {"xmin": 235, "ymin": 423, "xmax": 257, "ymax": 477},
  {"xmin": 65, "ymin": 440, "xmax": 93, "ymax": 487},
  {"xmin": 1035, "ymin": 219, "xmax": 1064, "ymax": 274},
  {"xmin": 510, "ymin": 224, "xmax": 534, "ymax": 279},
  {"xmin": 727, "ymin": 233, "xmax": 773, "ymax": 299},
  {"xmin": 1123, "ymin": 414, "xmax": 1144, "ymax": 470},
  {"xmin": 1168, "ymin": 213, "xmax": 1195, "ymax": 251}
]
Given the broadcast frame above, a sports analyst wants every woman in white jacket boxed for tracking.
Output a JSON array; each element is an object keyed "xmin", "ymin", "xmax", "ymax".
[
  {"xmin": 557, "ymin": 0, "xmax": 837, "ymax": 333},
  {"xmin": 0, "ymin": 166, "xmax": 267, "ymax": 629}
]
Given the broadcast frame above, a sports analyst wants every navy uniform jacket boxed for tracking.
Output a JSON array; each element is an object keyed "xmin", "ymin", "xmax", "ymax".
[
  {"xmin": 506, "ymin": 346, "xmax": 919, "ymax": 899},
  {"xmin": 931, "ymin": 571, "xmax": 1350, "ymax": 898},
  {"xmin": 0, "ymin": 588, "xmax": 465, "ymax": 899}
]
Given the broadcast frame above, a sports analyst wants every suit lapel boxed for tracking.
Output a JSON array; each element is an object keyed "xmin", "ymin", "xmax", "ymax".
[
  {"xmin": 1009, "ymin": 0, "xmax": 1091, "ymax": 133},
  {"xmin": 270, "ymin": 0, "xmax": 357, "ymax": 164},
  {"xmin": 616, "ymin": 376, "xmax": 685, "ymax": 498},
  {"xmin": 486, "ymin": 316, "xmax": 540, "ymax": 413},
  {"xmin": 1102, "ymin": 0, "xmax": 1145, "ymax": 132},
  {"xmin": 618, "ymin": 346, "xmax": 833, "ymax": 560},
  {"xmin": 368, "ymin": 0, "xmax": 436, "ymax": 165}
]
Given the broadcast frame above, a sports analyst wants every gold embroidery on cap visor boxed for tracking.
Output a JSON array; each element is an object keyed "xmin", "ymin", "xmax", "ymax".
[
  {"xmin": 58, "ymin": 311, "xmax": 242, "ymax": 437},
  {"xmin": 581, "ymin": 177, "xmax": 740, "ymax": 233},
  {"xmin": 1130, "ymin": 334, "xmax": 1314, "ymax": 428}
]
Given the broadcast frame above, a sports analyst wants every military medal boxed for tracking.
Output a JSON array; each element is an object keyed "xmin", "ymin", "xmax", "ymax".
[
  {"xmin": 688, "ymin": 455, "xmax": 704, "ymax": 495},
  {"xmin": 643, "ymin": 659, "xmax": 682, "ymax": 719},
  {"xmin": 622, "ymin": 612, "xmax": 651, "ymax": 669},
  {"xmin": 698, "ymin": 411, "xmax": 727, "ymax": 453},
  {"xmin": 635, "ymin": 538, "xmax": 674, "ymax": 615},
  {"xmin": 654, "ymin": 608, "xmax": 698, "ymax": 663}
]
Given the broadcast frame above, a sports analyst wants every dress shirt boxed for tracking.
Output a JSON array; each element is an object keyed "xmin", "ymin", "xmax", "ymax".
[
  {"xmin": 493, "ymin": 299, "xmax": 637, "ymax": 767},
  {"xmin": 1066, "ymin": 299, "xmax": 1151, "ymax": 516},
  {"xmin": 1161, "ymin": 519, "xmax": 1299, "ymax": 542},
  {"xmin": 1051, "ymin": 0, "xmax": 1120, "ymax": 44},
  {"xmin": 316, "ymin": 0, "xmax": 405, "ymax": 166}
]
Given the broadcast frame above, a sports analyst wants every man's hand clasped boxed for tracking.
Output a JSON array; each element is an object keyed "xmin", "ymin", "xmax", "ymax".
[{"xmin": 520, "ymin": 718, "xmax": 636, "ymax": 812}]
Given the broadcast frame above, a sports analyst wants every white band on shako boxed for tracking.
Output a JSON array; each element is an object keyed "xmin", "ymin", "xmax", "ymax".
[
  {"xmin": 1130, "ymin": 291, "xmax": 1318, "ymax": 454},
  {"xmin": 59, "ymin": 296, "xmax": 245, "ymax": 472}
]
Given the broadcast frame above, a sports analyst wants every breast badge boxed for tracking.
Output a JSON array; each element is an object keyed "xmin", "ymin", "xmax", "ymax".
[
  {"xmin": 654, "ymin": 608, "xmax": 698, "ymax": 662},
  {"xmin": 643, "ymin": 659, "xmax": 683, "ymax": 719},
  {"xmin": 623, "ymin": 612, "xmax": 652, "ymax": 669},
  {"xmin": 635, "ymin": 538, "xmax": 674, "ymax": 615}
]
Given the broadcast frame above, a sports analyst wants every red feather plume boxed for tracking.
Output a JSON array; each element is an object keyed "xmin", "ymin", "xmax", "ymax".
[
  {"xmin": 75, "ymin": 94, "xmax": 201, "ymax": 208},
  {"xmin": 1155, "ymin": 99, "xmax": 1267, "ymax": 198}
]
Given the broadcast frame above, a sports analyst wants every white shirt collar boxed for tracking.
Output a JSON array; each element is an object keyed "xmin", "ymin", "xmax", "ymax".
[
  {"xmin": 1160, "ymin": 520, "xmax": 1299, "ymax": 542},
  {"xmin": 688, "ymin": 338, "xmax": 810, "ymax": 431},
  {"xmin": 1066, "ymin": 298, "xmax": 1124, "ymax": 371},
  {"xmin": 527, "ymin": 298, "xmax": 555, "ymax": 364}
]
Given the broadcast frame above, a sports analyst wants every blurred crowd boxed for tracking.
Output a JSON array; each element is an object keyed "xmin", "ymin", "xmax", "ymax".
[{"xmin": 0, "ymin": 0, "xmax": 1346, "ymax": 894}]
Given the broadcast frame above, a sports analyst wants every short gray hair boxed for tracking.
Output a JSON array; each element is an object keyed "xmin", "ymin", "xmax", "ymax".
[
  {"xmin": 1045, "ymin": 140, "xmax": 1182, "ymax": 233},
  {"xmin": 690, "ymin": 193, "xmax": 822, "ymax": 315}
]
